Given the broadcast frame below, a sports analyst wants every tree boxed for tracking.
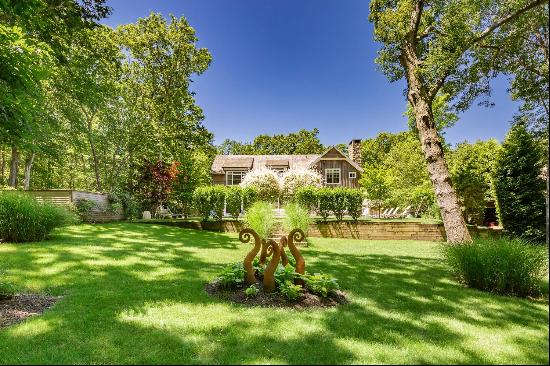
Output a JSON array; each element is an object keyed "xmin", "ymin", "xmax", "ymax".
[
  {"xmin": 217, "ymin": 129, "xmax": 325, "ymax": 155},
  {"xmin": 132, "ymin": 160, "xmax": 180, "ymax": 214},
  {"xmin": 116, "ymin": 13, "xmax": 213, "ymax": 162},
  {"xmin": 448, "ymin": 140, "xmax": 500, "ymax": 225},
  {"xmin": 369, "ymin": 0, "xmax": 548, "ymax": 243},
  {"xmin": 492, "ymin": 124, "xmax": 546, "ymax": 243},
  {"xmin": 171, "ymin": 151, "xmax": 213, "ymax": 217},
  {"xmin": 360, "ymin": 167, "xmax": 390, "ymax": 218}
]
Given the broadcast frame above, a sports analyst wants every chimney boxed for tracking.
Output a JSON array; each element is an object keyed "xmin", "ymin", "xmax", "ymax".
[{"xmin": 348, "ymin": 139, "xmax": 362, "ymax": 165}]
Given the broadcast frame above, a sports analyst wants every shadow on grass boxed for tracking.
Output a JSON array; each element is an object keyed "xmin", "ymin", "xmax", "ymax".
[{"xmin": 0, "ymin": 223, "xmax": 547, "ymax": 364}]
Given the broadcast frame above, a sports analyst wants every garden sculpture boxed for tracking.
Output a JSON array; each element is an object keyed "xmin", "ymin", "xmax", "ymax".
[{"xmin": 239, "ymin": 228, "xmax": 306, "ymax": 292}]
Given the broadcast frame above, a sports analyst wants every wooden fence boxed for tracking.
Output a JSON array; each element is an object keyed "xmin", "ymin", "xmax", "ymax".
[{"xmin": 26, "ymin": 190, "xmax": 124, "ymax": 222}]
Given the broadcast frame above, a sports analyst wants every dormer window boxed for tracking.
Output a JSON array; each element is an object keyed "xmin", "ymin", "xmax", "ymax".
[{"xmin": 226, "ymin": 170, "xmax": 247, "ymax": 185}]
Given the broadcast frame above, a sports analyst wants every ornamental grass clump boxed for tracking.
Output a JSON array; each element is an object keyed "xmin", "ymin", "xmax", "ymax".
[
  {"xmin": 283, "ymin": 202, "xmax": 312, "ymax": 236},
  {"xmin": 243, "ymin": 201, "xmax": 274, "ymax": 239},
  {"xmin": 0, "ymin": 191, "xmax": 77, "ymax": 243},
  {"xmin": 442, "ymin": 237, "xmax": 548, "ymax": 298}
]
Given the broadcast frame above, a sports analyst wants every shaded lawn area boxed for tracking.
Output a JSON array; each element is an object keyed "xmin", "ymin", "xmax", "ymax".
[{"xmin": 0, "ymin": 223, "xmax": 547, "ymax": 364}]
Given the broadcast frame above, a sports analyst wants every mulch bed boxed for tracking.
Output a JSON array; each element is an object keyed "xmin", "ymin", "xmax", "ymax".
[
  {"xmin": 0, "ymin": 294, "xmax": 62, "ymax": 329},
  {"xmin": 205, "ymin": 280, "xmax": 348, "ymax": 309}
]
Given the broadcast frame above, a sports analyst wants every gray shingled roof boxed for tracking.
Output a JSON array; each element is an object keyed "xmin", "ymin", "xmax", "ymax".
[{"xmin": 211, "ymin": 154, "xmax": 320, "ymax": 174}]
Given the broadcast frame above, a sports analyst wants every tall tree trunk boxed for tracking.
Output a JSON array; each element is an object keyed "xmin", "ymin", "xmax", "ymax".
[
  {"xmin": 85, "ymin": 115, "xmax": 102, "ymax": 192},
  {"xmin": 407, "ymin": 86, "xmax": 472, "ymax": 243},
  {"xmin": 23, "ymin": 152, "xmax": 35, "ymax": 190},
  {"xmin": 8, "ymin": 145, "xmax": 20, "ymax": 187}
]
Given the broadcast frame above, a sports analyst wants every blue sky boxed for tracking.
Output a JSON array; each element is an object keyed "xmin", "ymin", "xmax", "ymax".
[{"xmin": 103, "ymin": 0, "xmax": 520, "ymax": 147}]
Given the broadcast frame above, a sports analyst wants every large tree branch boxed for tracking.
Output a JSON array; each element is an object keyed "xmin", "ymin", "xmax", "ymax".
[
  {"xmin": 409, "ymin": 0, "xmax": 424, "ymax": 44},
  {"xmin": 470, "ymin": 0, "xmax": 548, "ymax": 46}
]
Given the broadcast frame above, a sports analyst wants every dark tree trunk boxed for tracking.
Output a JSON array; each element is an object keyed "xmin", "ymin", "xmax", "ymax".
[
  {"xmin": 8, "ymin": 145, "xmax": 20, "ymax": 187},
  {"xmin": 23, "ymin": 152, "xmax": 35, "ymax": 190}
]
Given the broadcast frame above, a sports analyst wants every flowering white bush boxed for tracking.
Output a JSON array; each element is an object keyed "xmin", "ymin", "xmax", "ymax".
[
  {"xmin": 240, "ymin": 168, "xmax": 281, "ymax": 202},
  {"xmin": 281, "ymin": 168, "xmax": 322, "ymax": 200}
]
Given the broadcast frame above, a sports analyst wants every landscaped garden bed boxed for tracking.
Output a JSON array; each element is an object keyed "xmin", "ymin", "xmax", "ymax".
[{"xmin": 0, "ymin": 294, "xmax": 61, "ymax": 329}]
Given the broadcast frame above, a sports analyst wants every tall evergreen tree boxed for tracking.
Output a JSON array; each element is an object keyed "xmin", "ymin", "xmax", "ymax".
[{"xmin": 492, "ymin": 124, "xmax": 546, "ymax": 243}]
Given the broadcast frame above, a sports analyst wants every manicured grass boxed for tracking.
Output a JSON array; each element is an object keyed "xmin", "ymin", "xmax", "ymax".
[{"xmin": 0, "ymin": 223, "xmax": 547, "ymax": 364}]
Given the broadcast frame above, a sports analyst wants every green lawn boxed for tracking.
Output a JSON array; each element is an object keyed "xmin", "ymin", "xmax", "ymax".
[{"xmin": 0, "ymin": 223, "xmax": 547, "ymax": 364}]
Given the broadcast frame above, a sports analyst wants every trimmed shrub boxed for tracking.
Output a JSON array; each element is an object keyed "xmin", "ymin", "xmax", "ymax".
[
  {"xmin": 316, "ymin": 188, "xmax": 333, "ymax": 220},
  {"xmin": 192, "ymin": 186, "xmax": 212, "ymax": 220},
  {"xmin": 243, "ymin": 201, "xmax": 274, "ymax": 239},
  {"xmin": 331, "ymin": 188, "xmax": 348, "ymax": 220},
  {"xmin": 442, "ymin": 237, "xmax": 548, "ymax": 297},
  {"xmin": 0, "ymin": 191, "xmax": 77, "ymax": 242},
  {"xmin": 225, "ymin": 186, "xmax": 243, "ymax": 219},
  {"xmin": 210, "ymin": 186, "xmax": 226, "ymax": 220},
  {"xmin": 240, "ymin": 168, "xmax": 280, "ymax": 203},
  {"xmin": 492, "ymin": 124, "xmax": 546, "ymax": 243},
  {"xmin": 280, "ymin": 168, "xmax": 322, "ymax": 201},
  {"xmin": 242, "ymin": 186, "xmax": 258, "ymax": 211},
  {"xmin": 74, "ymin": 198, "xmax": 97, "ymax": 222},
  {"xmin": 346, "ymin": 189, "xmax": 364, "ymax": 221},
  {"xmin": 295, "ymin": 186, "xmax": 318, "ymax": 213},
  {"xmin": 283, "ymin": 202, "xmax": 312, "ymax": 235},
  {"xmin": 108, "ymin": 189, "xmax": 141, "ymax": 219}
]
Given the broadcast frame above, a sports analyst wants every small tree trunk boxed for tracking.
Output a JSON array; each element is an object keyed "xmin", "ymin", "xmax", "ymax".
[
  {"xmin": 1, "ymin": 146, "xmax": 5, "ymax": 184},
  {"xmin": 85, "ymin": 115, "xmax": 102, "ymax": 192},
  {"xmin": 8, "ymin": 145, "xmax": 20, "ymax": 187},
  {"xmin": 23, "ymin": 152, "xmax": 35, "ymax": 190}
]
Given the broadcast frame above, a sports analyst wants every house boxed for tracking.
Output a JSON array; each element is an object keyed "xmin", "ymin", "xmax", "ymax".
[{"xmin": 211, "ymin": 140, "xmax": 364, "ymax": 188}]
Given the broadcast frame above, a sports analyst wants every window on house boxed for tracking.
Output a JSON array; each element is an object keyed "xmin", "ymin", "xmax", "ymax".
[
  {"xmin": 226, "ymin": 170, "xmax": 247, "ymax": 185},
  {"xmin": 270, "ymin": 166, "xmax": 287, "ymax": 175},
  {"xmin": 325, "ymin": 168, "xmax": 341, "ymax": 185},
  {"xmin": 349, "ymin": 171, "xmax": 357, "ymax": 179}
]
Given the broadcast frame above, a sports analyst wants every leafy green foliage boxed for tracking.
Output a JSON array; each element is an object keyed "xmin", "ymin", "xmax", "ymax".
[
  {"xmin": 241, "ymin": 186, "xmax": 258, "ymax": 211},
  {"xmin": 295, "ymin": 186, "xmax": 318, "ymax": 213},
  {"xmin": 244, "ymin": 284, "xmax": 259, "ymax": 298},
  {"xmin": 330, "ymin": 188, "xmax": 348, "ymax": 220},
  {"xmin": 192, "ymin": 186, "xmax": 212, "ymax": 221},
  {"xmin": 492, "ymin": 124, "xmax": 546, "ymax": 243},
  {"xmin": 217, "ymin": 128, "xmax": 325, "ymax": 155},
  {"xmin": 243, "ymin": 201, "xmax": 274, "ymax": 240},
  {"xmin": 448, "ymin": 139, "xmax": 500, "ymax": 224},
  {"xmin": 316, "ymin": 188, "xmax": 333, "ymax": 221},
  {"xmin": 279, "ymin": 281, "xmax": 303, "ymax": 300},
  {"xmin": 283, "ymin": 202, "xmax": 312, "ymax": 234},
  {"xmin": 210, "ymin": 186, "xmax": 226, "ymax": 221},
  {"xmin": 280, "ymin": 168, "xmax": 322, "ymax": 202},
  {"xmin": 274, "ymin": 264, "xmax": 298, "ymax": 285},
  {"xmin": 302, "ymin": 273, "xmax": 340, "ymax": 297},
  {"xmin": 346, "ymin": 189, "xmax": 364, "ymax": 221},
  {"xmin": 0, "ymin": 191, "xmax": 76, "ymax": 242},
  {"xmin": 73, "ymin": 198, "xmax": 97, "ymax": 221},
  {"xmin": 108, "ymin": 189, "xmax": 141, "ymax": 220},
  {"xmin": 218, "ymin": 262, "xmax": 245, "ymax": 289},
  {"xmin": 225, "ymin": 186, "xmax": 243, "ymax": 219},
  {"xmin": 442, "ymin": 237, "xmax": 548, "ymax": 297}
]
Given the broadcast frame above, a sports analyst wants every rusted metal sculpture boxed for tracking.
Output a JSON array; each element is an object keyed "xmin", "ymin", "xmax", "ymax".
[
  {"xmin": 239, "ymin": 228, "xmax": 307, "ymax": 292},
  {"xmin": 287, "ymin": 229, "xmax": 306, "ymax": 285},
  {"xmin": 240, "ymin": 228, "xmax": 262, "ymax": 285},
  {"xmin": 262, "ymin": 237, "xmax": 283, "ymax": 292}
]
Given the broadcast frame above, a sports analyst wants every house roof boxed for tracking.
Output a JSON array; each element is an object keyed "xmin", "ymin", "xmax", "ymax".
[
  {"xmin": 211, "ymin": 154, "xmax": 320, "ymax": 174},
  {"xmin": 211, "ymin": 147, "xmax": 364, "ymax": 174},
  {"xmin": 309, "ymin": 146, "xmax": 364, "ymax": 173}
]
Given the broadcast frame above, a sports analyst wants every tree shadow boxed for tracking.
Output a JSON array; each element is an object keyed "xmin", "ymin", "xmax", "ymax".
[{"xmin": 0, "ymin": 223, "xmax": 547, "ymax": 364}]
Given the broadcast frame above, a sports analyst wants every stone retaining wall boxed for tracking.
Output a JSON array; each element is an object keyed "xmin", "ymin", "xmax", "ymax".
[{"xmin": 136, "ymin": 219, "xmax": 501, "ymax": 241}]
